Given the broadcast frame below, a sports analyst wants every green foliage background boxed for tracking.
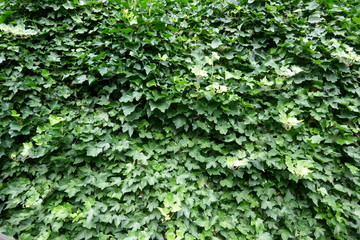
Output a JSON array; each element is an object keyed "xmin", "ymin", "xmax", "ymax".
[{"xmin": 0, "ymin": 0, "xmax": 359, "ymax": 239}]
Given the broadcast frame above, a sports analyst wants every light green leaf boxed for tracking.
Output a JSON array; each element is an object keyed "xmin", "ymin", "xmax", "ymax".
[
  {"xmin": 48, "ymin": 52, "xmax": 60, "ymax": 62},
  {"xmin": 173, "ymin": 117, "xmax": 186, "ymax": 128},
  {"xmin": 310, "ymin": 135, "xmax": 324, "ymax": 144},
  {"xmin": 210, "ymin": 38, "xmax": 222, "ymax": 49},
  {"xmin": 144, "ymin": 65, "xmax": 153, "ymax": 75},
  {"xmin": 146, "ymin": 80, "xmax": 156, "ymax": 87},
  {"xmin": 98, "ymin": 67, "xmax": 109, "ymax": 76},
  {"xmin": 0, "ymin": 53, "xmax": 6, "ymax": 63},
  {"xmin": 76, "ymin": 74, "xmax": 87, "ymax": 83},
  {"xmin": 345, "ymin": 163, "xmax": 358, "ymax": 174},
  {"xmin": 227, "ymin": 157, "xmax": 249, "ymax": 169},
  {"xmin": 258, "ymin": 233, "xmax": 272, "ymax": 240},
  {"xmin": 0, "ymin": 23, "xmax": 38, "ymax": 36},
  {"xmin": 353, "ymin": 17, "xmax": 360, "ymax": 24},
  {"xmin": 279, "ymin": 114, "xmax": 303, "ymax": 130},
  {"xmin": 49, "ymin": 115, "xmax": 64, "ymax": 125},
  {"xmin": 11, "ymin": 110, "xmax": 20, "ymax": 118},
  {"xmin": 20, "ymin": 142, "xmax": 33, "ymax": 157},
  {"xmin": 159, "ymin": 54, "xmax": 169, "ymax": 61},
  {"xmin": 308, "ymin": 14, "xmax": 323, "ymax": 23},
  {"xmin": 86, "ymin": 145, "xmax": 102, "ymax": 157},
  {"xmin": 191, "ymin": 65, "xmax": 208, "ymax": 78},
  {"xmin": 158, "ymin": 207, "xmax": 171, "ymax": 220},
  {"xmin": 122, "ymin": 104, "xmax": 137, "ymax": 116}
]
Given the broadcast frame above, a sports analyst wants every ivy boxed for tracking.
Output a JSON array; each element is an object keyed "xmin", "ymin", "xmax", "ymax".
[{"xmin": 0, "ymin": 0, "xmax": 359, "ymax": 239}]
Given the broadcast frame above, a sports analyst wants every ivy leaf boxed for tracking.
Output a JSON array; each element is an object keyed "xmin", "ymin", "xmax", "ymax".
[
  {"xmin": 146, "ymin": 80, "xmax": 156, "ymax": 87},
  {"xmin": 122, "ymin": 104, "xmax": 137, "ymax": 116},
  {"xmin": 159, "ymin": 54, "xmax": 169, "ymax": 61},
  {"xmin": 144, "ymin": 65, "xmax": 153, "ymax": 75},
  {"xmin": 210, "ymin": 39, "xmax": 222, "ymax": 49},
  {"xmin": 310, "ymin": 135, "xmax": 324, "ymax": 144},
  {"xmin": 84, "ymin": 208, "xmax": 96, "ymax": 229},
  {"xmin": 191, "ymin": 65, "xmax": 208, "ymax": 78},
  {"xmin": 149, "ymin": 100, "xmax": 171, "ymax": 113},
  {"xmin": 215, "ymin": 122, "xmax": 229, "ymax": 134},
  {"xmin": 49, "ymin": 115, "xmax": 64, "ymax": 125},
  {"xmin": 353, "ymin": 17, "xmax": 360, "ymax": 23},
  {"xmin": 345, "ymin": 163, "xmax": 358, "ymax": 174},
  {"xmin": 261, "ymin": 200, "xmax": 275, "ymax": 210},
  {"xmin": 0, "ymin": 53, "xmax": 5, "ymax": 63},
  {"xmin": 86, "ymin": 145, "xmax": 103, "ymax": 157},
  {"xmin": 173, "ymin": 117, "xmax": 186, "ymax": 128},
  {"xmin": 308, "ymin": 14, "xmax": 323, "ymax": 23},
  {"xmin": 76, "ymin": 75, "xmax": 87, "ymax": 83},
  {"xmin": 227, "ymin": 157, "xmax": 249, "ymax": 169},
  {"xmin": 122, "ymin": 123, "xmax": 134, "ymax": 137},
  {"xmin": 279, "ymin": 114, "xmax": 303, "ymax": 130},
  {"xmin": 98, "ymin": 67, "xmax": 109, "ymax": 76},
  {"xmin": 48, "ymin": 52, "xmax": 61, "ymax": 62},
  {"xmin": 219, "ymin": 219, "xmax": 234, "ymax": 229},
  {"xmin": 158, "ymin": 207, "xmax": 171, "ymax": 221},
  {"xmin": 258, "ymin": 233, "xmax": 272, "ymax": 240},
  {"xmin": 20, "ymin": 142, "xmax": 33, "ymax": 157}
]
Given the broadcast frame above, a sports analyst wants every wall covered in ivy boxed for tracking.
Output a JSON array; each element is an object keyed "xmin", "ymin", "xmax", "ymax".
[{"xmin": 0, "ymin": 0, "xmax": 359, "ymax": 239}]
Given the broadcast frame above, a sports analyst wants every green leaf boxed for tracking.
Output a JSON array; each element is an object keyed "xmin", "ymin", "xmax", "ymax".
[
  {"xmin": 191, "ymin": 65, "xmax": 208, "ymax": 78},
  {"xmin": 261, "ymin": 200, "xmax": 275, "ymax": 210},
  {"xmin": 144, "ymin": 65, "xmax": 153, "ymax": 75},
  {"xmin": 84, "ymin": 208, "xmax": 96, "ymax": 229},
  {"xmin": 219, "ymin": 219, "xmax": 235, "ymax": 229},
  {"xmin": 215, "ymin": 122, "xmax": 229, "ymax": 134},
  {"xmin": 210, "ymin": 38, "xmax": 222, "ymax": 49},
  {"xmin": 76, "ymin": 75, "xmax": 87, "ymax": 83},
  {"xmin": 48, "ymin": 52, "xmax": 60, "ymax": 62},
  {"xmin": 122, "ymin": 123, "xmax": 134, "ymax": 136},
  {"xmin": 258, "ymin": 233, "xmax": 272, "ymax": 240},
  {"xmin": 119, "ymin": 91, "xmax": 142, "ymax": 103},
  {"xmin": 122, "ymin": 104, "xmax": 137, "ymax": 116},
  {"xmin": 345, "ymin": 163, "xmax": 358, "ymax": 174},
  {"xmin": 226, "ymin": 157, "xmax": 249, "ymax": 169},
  {"xmin": 254, "ymin": 218, "xmax": 264, "ymax": 233},
  {"xmin": 98, "ymin": 67, "xmax": 109, "ymax": 76},
  {"xmin": 86, "ymin": 145, "xmax": 103, "ymax": 157},
  {"xmin": 159, "ymin": 54, "xmax": 169, "ymax": 61},
  {"xmin": 279, "ymin": 229, "xmax": 293, "ymax": 240},
  {"xmin": 173, "ymin": 116, "xmax": 186, "ymax": 128},
  {"xmin": 149, "ymin": 100, "xmax": 171, "ymax": 113},
  {"xmin": 20, "ymin": 142, "xmax": 33, "ymax": 157},
  {"xmin": 49, "ymin": 115, "xmax": 64, "ymax": 125},
  {"xmin": 0, "ymin": 11, "xmax": 14, "ymax": 24},
  {"xmin": 352, "ymin": 17, "xmax": 360, "ymax": 24},
  {"xmin": 0, "ymin": 52, "xmax": 5, "ymax": 63},
  {"xmin": 11, "ymin": 110, "xmax": 20, "ymax": 118},
  {"xmin": 165, "ymin": 232, "xmax": 176, "ymax": 240},
  {"xmin": 308, "ymin": 14, "xmax": 323, "ymax": 23},
  {"xmin": 158, "ymin": 207, "xmax": 171, "ymax": 221},
  {"xmin": 310, "ymin": 135, "xmax": 324, "ymax": 144},
  {"xmin": 146, "ymin": 80, "xmax": 156, "ymax": 87}
]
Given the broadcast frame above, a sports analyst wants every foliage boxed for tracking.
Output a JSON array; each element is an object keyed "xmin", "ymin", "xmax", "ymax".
[{"xmin": 0, "ymin": 0, "xmax": 359, "ymax": 239}]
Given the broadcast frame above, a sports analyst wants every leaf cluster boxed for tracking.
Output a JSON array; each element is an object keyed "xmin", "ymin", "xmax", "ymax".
[{"xmin": 0, "ymin": 0, "xmax": 359, "ymax": 239}]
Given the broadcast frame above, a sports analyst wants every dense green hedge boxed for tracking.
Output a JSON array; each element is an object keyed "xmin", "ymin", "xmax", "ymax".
[{"xmin": 0, "ymin": 0, "xmax": 359, "ymax": 239}]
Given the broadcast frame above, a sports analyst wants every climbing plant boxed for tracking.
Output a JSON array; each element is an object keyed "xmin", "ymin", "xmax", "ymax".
[{"xmin": 0, "ymin": 0, "xmax": 359, "ymax": 239}]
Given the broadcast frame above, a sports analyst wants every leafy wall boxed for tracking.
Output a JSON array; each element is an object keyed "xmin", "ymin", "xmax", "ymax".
[{"xmin": 0, "ymin": 0, "xmax": 359, "ymax": 239}]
